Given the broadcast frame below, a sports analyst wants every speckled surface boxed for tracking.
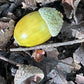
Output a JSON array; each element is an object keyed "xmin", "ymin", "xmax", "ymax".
[
  {"xmin": 14, "ymin": 65, "xmax": 44, "ymax": 84},
  {"xmin": 39, "ymin": 7, "xmax": 63, "ymax": 37}
]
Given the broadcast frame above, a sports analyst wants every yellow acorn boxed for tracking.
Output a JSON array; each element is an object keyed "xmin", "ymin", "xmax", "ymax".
[{"xmin": 14, "ymin": 7, "xmax": 63, "ymax": 47}]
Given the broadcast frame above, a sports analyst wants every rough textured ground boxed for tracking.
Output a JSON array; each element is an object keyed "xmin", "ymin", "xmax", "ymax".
[{"xmin": 0, "ymin": 0, "xmax": 84, "ymax": 84}]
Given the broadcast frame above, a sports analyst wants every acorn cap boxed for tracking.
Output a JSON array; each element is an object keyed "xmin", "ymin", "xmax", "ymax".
[
  {"xmin": 14, "ymin": 65, "xmax": 44, "ymax": 84},
  {"xmin": 38, "ymin": 7, "xmax": 63, "ymax": 37}
]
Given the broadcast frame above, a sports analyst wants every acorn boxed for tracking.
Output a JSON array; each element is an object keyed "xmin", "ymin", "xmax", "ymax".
[{"xmin": 14, "ymin": 7, "xmax": 63, "ymax": 47}]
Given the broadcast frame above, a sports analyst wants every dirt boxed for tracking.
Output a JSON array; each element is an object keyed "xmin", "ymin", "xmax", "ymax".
[{"xmin": 0, "ymin": 0, "xmax": 84, "ymax": 84}]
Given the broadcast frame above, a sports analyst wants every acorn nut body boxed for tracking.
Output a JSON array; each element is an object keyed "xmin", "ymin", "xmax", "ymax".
[{"xmin": 14, "ymin": 7, "xmax": 63, "ymax": 47}]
